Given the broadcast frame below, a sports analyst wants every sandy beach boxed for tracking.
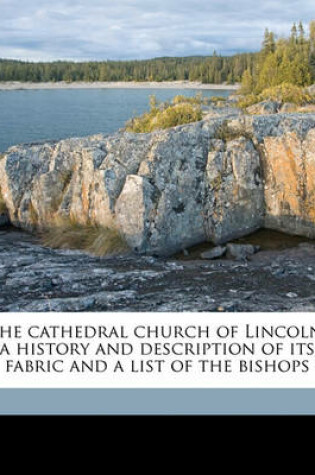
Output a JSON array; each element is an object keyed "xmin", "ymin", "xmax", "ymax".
[{"xmin": 0, "ymin": 80, "xmax": 239, "ymax": 91}]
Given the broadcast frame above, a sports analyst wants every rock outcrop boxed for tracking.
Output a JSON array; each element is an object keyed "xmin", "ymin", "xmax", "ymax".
[
  {"xmin": 246, "ymin": 101, "xmax": 281, "ymax": 115},
  {"xmin": 1, "ymin": 228, "xmax": 315, "ymax": 312},
  {"xmin": 0, "ymin": 113, "xmax": 314, "ymax": 255}
]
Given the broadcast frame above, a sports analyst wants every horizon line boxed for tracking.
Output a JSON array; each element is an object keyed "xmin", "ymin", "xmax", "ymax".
[{"xmin": 0, "ymin": 51, "xmax": 259, "ymax": 64}]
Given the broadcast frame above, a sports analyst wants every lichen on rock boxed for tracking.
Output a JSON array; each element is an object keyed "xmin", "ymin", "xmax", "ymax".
[{"xmin": 0, "ymin": 113, "xmax": 314, "ymax": 256}]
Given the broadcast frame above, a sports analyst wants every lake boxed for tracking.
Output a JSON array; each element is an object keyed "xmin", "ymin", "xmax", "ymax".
[{"xmin": 0, "ymin": 88, "xmax": 232, "ymax": 153}]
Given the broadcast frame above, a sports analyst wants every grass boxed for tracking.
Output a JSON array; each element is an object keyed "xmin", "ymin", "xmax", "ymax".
[
  {"xmin": 172, "ymin": 93, "xmax": 226, "ymax": 106},
  {"xmin": 238, "ymin": 84, "xmax": 315, "ymax": 109},
  {"xmin": 214, "ymin": 120, "xmax": 253, "ymax": 142},
  {"xmin": 41, "ymin": 219, "xmax": 129, "ymax": 256},
  {"xmin": 209, "ymin": 95, "xmax": 227, "ymax": 104},
  {"xmin": 172, "ymin": 93, "xmax": 204, "ymax": 105},
  {"xmin": 125, "ymin": 94, "xmax": 203, "ymax": 133},
  {"xmin": 125, "ymin": 93, "xmax": 229, "ymax": 133}
]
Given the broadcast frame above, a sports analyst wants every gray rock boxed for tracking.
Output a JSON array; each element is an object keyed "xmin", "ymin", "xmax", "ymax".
[
  {"xmin": 201, "ymin": 246, "xmax": 226, "ymax": 260},
  {"xmin": 0, "ymin": 229, "xmax": 314, "ymax": 312},
  {"xmin": 286, "ymin": 292, "xmax": 298, "ymax": 299},
  {"xmin": 0, "ymin": 113, "xmax": 314, "ymax": 256},
  {"xmin": 226, "ymin": 244, "xmax": 259, "ymax": 260},
  {"xmin": 247, "ymin": 101, "xmax": 280, "ymax": 115},
  {"xmin": 298, "ymin": 242, "xmax": 315, "ymax": 249}
]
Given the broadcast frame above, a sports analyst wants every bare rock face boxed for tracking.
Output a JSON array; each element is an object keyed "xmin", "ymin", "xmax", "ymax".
[
  {"xmin": 263, "ymin": 129, "xmax": 315, "ymax": 238},
  {"xmin": 205, "ymin": 136, "xmax": 264, "ymax": 244},
  {"xmin": 0, "ymin": 114, "xmax": 314, "ymax": 255},
  {"xmin": 246, "ymin": 101, "xmax": 281, "ymax": 115}
]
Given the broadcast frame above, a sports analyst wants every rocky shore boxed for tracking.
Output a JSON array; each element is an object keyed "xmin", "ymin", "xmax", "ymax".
[
  {"xmin": 0, "ymin": 228, "xmax": 314, "ymax": 312},
  {"xmin": 0, "ymin": 98, "xmax": 314, "ymax": 312},
  {"xmin": 1, "ymin": 110, "xmax": 315, "ymax": 255},
  {"xmin": 0, "ymin": 81, "xmax": 239, "ymax": 91}
]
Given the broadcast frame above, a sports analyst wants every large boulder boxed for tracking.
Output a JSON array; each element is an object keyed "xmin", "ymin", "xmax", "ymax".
[
  {"xmin": 246, "ymin": 101, "xmax": 281, "ymax": 115},
  {"xmin": 0, "ymin": 113, "xmax": 314, "ymax": 255}
]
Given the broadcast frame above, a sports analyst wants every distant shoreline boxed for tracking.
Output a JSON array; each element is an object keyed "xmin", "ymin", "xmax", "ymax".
[{"xmin": 0, "ymin": 81, "xmax": 239, "ymax": 91}]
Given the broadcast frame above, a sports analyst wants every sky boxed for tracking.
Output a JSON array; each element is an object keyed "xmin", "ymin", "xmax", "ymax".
[{"xmin": 0, "ymin": 0, "xmax": 314, "ymax": 61}]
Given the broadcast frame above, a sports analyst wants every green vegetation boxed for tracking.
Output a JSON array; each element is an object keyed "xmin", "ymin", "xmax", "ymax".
[
  {"xmin": 311, "ymin": 21, "xmax": 315, "ymax": 78},
  {"xmin": 209, "ymin": 95, "xmax": 227, "ymax": 103},
  {"xmin": 41, "ymin": 219, "xmax": 128, "ymax": 256},
  {"xmin": 214, "ymin": 120, "xmax": 253, "ymax": 142},
  {"xmin": 238, "ymin": 83, "xmax": 315, "ymax": 108},
  {"xmin": 125, "ymin": 95, "xmax": 203, "ymax": 133},
  {"xmin": 0, "ymin": 54, "xmax": 254, "ymax": 84},
  {"xmin": 241, "ymin": 21, "xmax": 315, "ymax": 96},
  {"xmin": 172, "ymin": 93, "xmax": 226, "ymax": 105}
]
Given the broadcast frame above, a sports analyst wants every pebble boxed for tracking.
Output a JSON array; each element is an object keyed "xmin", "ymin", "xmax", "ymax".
[
  {"xmin": 286, "ymin": 292, "xmax": 298, "ymax": 298},
  {"xmin": 226, "ymin": 244, "xmax": 260, "ymax": 261},
  {"xmin": 201, "ymin": 246, "xmax": 226, "ymax": 260}
]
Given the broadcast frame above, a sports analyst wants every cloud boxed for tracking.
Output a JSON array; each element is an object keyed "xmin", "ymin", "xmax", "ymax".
[{"xmin": 0, "ymin": 0, "xmax": 314, "ymax": 60}]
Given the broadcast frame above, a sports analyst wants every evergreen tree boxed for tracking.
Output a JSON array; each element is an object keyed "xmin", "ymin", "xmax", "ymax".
[
  {"xmin": 310, "ymin": 20, "xmax": 315, "ymax": 79},
  {"xmin": 262, "ymin": 29, "xmax": 276, "ymax": 55},
  {"xmin": 291, "ymin": 23, "xmax": 298, "ymax": 44},
  {"xmin": 241, "ymin": 69, "xmax": 254, "ymax": 94},
  {"xmin": 241, "ymin": 21, "xmax": 314, "ymax": 94},
  {"xmin": 298, "ymin": 21, "xmax": 305, "ymax": 43},
  {"xmin": 0, "ymin": 55, "xmax": 255, "ymax": 84}
]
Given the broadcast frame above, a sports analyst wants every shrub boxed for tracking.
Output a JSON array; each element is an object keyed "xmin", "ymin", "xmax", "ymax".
[
  {"xmin": 172, "ymin": 94, "xmax": 226, "ymax": 106},
  {"xmin": 214, "ymin": 121, "xmax": 253, "ymax": 142},
  {"xmin": 209, "ymin": 96, "xmax": 227, "ymax": 103},
  {"xmin": 126, "ymin": 95, "xmax": 203, "ymax": 133},
  {"xmin": 172, "ymin": 94, "xmax": 203, "ymax": 105},
  {"xmin": 259, "ymin": 84, "xmax": 313, "ymax": 105},
  {"xmin": 238, "ymin": 84, "xmax": 315, "ymax": 109},
  {"xmin": 237, "ymin": 94, "xmax": 261, "ymax": 109},
  {"xmin": 41, "ymin": 219, "xmax": 129, "ymax": 256}
]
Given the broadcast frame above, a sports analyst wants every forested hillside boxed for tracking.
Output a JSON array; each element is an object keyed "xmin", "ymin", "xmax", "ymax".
[
  {"xmin": 0, "ymin": 54, "xmax": 255, "ymax": 84},
  {"xmin": 241, "ymin": 21, "xmax": 315, "ymax": 94}
]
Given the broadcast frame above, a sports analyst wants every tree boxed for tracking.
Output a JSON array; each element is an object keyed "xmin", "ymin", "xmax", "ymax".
[
  {"xmin": 310, "ymin": 20, "xmax": 315, "ymax": 80},
  {"xmin": 298, "ymin": 21, "xmax": 305, "ymax": 43},
  {"xmin": 291, "ymin": 23, "xmax": 298, "ymax": 44},
  {"xmin": 241, "ymin": 69, "xmax": 254, "ymax": 94},
  {"xmin": 262, "ymin": 29, "xmax": 276, "ymax": 55},
  {"xmin": 310, "ymin": 20, "xmax": 315, "ymax": 47},
  {"xmin": 241, "ymin": 22, "xmax": 314, "ymax": 93}
]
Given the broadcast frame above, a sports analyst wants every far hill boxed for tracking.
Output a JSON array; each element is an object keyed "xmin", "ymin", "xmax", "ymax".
[{"xmin": 0, "ymin": 53, "xmax": 256, "ymax": 84}]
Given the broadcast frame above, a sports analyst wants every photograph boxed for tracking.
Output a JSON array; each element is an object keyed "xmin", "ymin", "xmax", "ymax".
[{"xmin": 0, "ymin": 0, "xmax": 314, "ymax": 415}]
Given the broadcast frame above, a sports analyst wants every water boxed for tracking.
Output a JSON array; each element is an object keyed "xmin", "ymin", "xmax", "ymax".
[
  {"xmin": 0, "ymin": 88, "xmax": 232, "ymax": 153},
  {"xmin": 175, "ymin": 229, "xmax": 313, "ymax": 260}
]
